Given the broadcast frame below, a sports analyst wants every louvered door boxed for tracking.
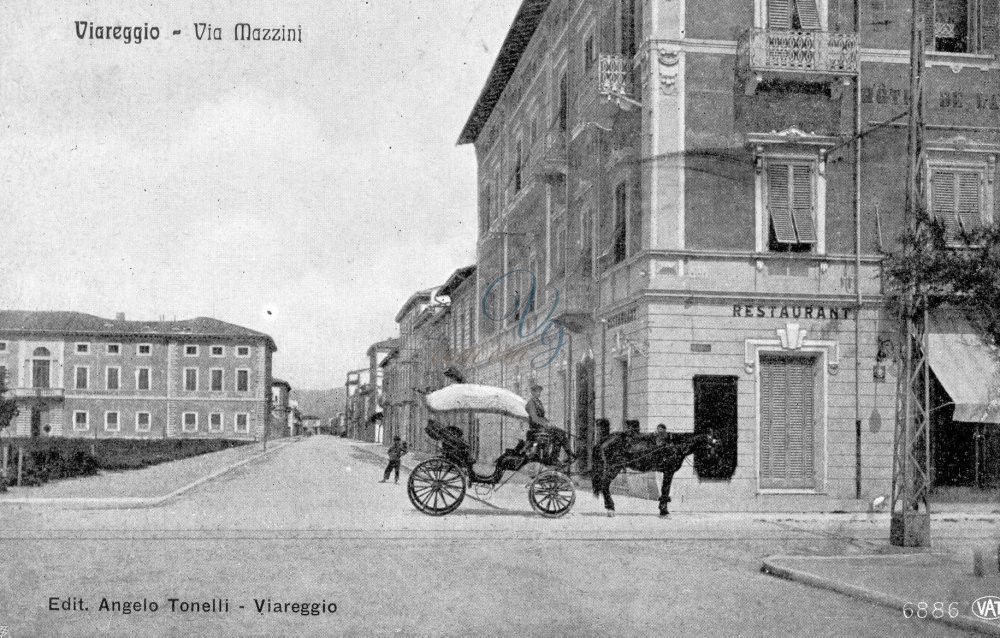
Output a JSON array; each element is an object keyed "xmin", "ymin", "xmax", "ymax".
[{"xmin": 760, "ymin": 355, "xmax": 816, "ymax": 489}]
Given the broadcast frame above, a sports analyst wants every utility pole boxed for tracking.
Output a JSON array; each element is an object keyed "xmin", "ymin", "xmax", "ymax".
[{"xmin": 889, "ymin": 0, "xmax": 932, "ymax": 547}]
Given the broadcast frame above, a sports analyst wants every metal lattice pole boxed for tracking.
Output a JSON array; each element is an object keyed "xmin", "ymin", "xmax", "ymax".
[{"xmin": 889, "ymin": 0, "xmax": 931, "ymax": 547}]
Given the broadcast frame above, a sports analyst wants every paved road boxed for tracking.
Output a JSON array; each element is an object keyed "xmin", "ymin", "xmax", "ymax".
[{"xmin": 0, "ymin": 437, "xmax": 978, "ymax": 636}]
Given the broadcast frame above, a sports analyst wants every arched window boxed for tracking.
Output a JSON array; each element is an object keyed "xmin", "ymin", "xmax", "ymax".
[{"xmin": 33, "ymin": 347, "xmax": 51, "ymax": 357}]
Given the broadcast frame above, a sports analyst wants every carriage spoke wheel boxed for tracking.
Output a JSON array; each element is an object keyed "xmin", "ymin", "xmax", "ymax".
[
  {"xmin": 528, "ymin": 470, "xmax": 576, "ymax": 518},
  {"xmin": 407, "ymin": 458, "xmax": 466, "ymax": 516}
]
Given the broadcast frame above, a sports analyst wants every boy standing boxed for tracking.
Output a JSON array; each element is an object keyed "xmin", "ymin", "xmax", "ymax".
[{"xmin": 381, "ymin": 436, "xmax": 408, "ymax": 484}]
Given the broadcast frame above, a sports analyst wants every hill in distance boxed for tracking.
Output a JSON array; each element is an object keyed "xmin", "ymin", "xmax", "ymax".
[{"xmin": 291, "ymin": 388, "xmax": 346, "ymax": 420}]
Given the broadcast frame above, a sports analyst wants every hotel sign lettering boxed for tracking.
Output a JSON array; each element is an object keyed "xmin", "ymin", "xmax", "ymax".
[
  {"xmin": 732, "ymin": 304, "xmax": 853, "ymax": 320},
  {"xmin": 862, "ymin": 84, "xmax": 1000, "ymax": 111}
]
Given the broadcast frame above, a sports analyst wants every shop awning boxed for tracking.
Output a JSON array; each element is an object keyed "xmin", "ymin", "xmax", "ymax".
[{"xmin": 928, "ymin": 311, "xmax": 1000, "ymax": 424}]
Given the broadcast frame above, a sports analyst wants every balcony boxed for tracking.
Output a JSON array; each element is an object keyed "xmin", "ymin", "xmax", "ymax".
[
  {"xmin": 534, "ymin": 130, "xmax": 567, "ymax": 178},
  {"xmin": 551, "ymin": 274, "xmax": 596, "ymax": 333},
  {"xmin": 739, "ymin": 28, "xmax": 859, "ymax": 76},
  {"xmin": 598, "ymin": 54, "xmax": 634, "ymax": 98},
  {"xmin": 10, "ymin": 387, "xmax": 64, "ymax": 400}
]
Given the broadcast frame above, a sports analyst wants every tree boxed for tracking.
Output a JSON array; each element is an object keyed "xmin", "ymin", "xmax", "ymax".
[{"xmin": 0, "ymin": 379, "xmax": 16, "ymax": 433}]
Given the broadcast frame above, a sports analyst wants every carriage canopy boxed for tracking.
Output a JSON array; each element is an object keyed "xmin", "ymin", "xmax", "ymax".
[{"xmin": 424, "ymin": 383, "xmax": 529, "ymax": 420}]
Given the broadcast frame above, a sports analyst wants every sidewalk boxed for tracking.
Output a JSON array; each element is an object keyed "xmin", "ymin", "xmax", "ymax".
[
  {"xmin": 764, "ymin": 551, "xmax": 1000, "ymax": 636},
  {"xmin": 0, "ymin": 437, "xmax": 297, "ymax": 507}
]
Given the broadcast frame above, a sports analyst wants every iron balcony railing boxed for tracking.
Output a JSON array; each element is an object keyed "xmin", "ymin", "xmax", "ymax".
[
  {"xmin": 740, "ymin": 28, "xmax": 859, "ymax": 75},
  {"xmin": 598, "ymin": 54, "xmax": 633, "ymax": 98}
]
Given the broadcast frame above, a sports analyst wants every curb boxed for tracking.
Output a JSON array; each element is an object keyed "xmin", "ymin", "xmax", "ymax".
[
  {"xmin": 355, "ymin": 446, "xmax": 502, "ymax": 511},
  {"xmin": 762, "ymin": 555, "xmax": 1000, "ymax": 637},
  {"xmin": 0, "ymin": 438, "xmax": 297, "ymax": 509}
]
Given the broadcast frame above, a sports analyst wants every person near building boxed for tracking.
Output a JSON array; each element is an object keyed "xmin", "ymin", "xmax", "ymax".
[
  {"xmin": 380, "ymin": 436, "xmax": 408, "ymax": 484},
  {"xmin": 523, "ymin": 383, "xmax": 549, "ymax": 458}
]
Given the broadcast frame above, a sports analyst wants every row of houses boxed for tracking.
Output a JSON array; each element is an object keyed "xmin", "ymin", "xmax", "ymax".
[
  {"xmin": 346, "ymin": 0, "xmax": 1000, "ymax": 510},
  {"xmin": 0, "ymin": 311, "xmax": 299, "ymax": 441}
]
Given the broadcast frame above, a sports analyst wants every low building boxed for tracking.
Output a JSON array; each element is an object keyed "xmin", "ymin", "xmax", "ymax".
[
  {"xmin": 270, "ymin": 378, "xmax": 292, "ymax": 438},
  {"xmin": 0, "ymin": 311, "xmax": 275, "ymax": 440}
]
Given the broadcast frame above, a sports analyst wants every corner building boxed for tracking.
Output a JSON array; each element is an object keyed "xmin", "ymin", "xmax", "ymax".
[
  {"xmin": 0, "ymin": 312, "xmax": 275, "ymax": 440},
  {"xmin": 456, "ymin": 0, "xmax": 1000, "ymax": 510}
]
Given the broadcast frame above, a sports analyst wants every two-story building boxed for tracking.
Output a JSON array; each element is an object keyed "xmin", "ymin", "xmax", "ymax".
[
  {"xmin": 453, "ymin": 0, "xmax": 1000, "ymax": 510},
  {"xmin": 0, "ymin": 311, "xmax": 276, "ymax": 440}
]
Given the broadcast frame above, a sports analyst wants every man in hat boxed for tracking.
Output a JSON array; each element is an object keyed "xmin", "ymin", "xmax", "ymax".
[
  {"xmin": 523, "ymin": 382, "xmax": 548, "ymax": 458},
  {"xmin": 380, "ymin": 436, "xmax": 408, "ymax": 484}
]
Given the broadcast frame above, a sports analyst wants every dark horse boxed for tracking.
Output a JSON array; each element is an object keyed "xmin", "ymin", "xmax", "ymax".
[{"xmin": 592, "ymin": 431, "xmax": 719, "ymax": 516}]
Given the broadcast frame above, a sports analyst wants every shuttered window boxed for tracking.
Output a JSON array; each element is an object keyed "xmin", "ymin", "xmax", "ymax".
[
  {"xmin": 768, "ymin": 0, "xmax": 821, "ymax": 30},
  {"xmin": 931, "ymin": 168, "xmax": 983, "ymax": 241},
  {"xmin": 766, "ymin": 162, "xmax": 817, "ymax": 250},
  {"xmin": 760, "ymin": 355, "xmax": 816, "ymax": 489}
]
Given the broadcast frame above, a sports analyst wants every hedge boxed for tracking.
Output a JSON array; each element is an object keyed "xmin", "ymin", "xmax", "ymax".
[{"xmin": 1, "ymin": 438, "xmax": 252, "ymax": 487}]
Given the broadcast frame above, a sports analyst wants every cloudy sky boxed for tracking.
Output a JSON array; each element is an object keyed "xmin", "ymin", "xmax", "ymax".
[{"xmin": 1, "ymin": 0, "xmax": 520, "ymax": 389}]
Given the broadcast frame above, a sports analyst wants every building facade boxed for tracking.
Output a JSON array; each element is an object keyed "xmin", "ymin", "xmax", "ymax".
[
  {"xmin": 0, "ymin": 311, "xmax": 276, "ymax": 440},
  {"xmin": 446, "ymin": 0, "xmax": 1000, "ymax": 510}
]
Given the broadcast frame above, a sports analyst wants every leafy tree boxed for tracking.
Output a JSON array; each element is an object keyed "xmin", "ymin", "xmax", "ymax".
[
  {"xmin": 0, "ymin": 380, "xmax": 16, "ymax": 432},
  {"xmin": 883, "ymin": 212, "xmax": 1000, "ymax": 346}
]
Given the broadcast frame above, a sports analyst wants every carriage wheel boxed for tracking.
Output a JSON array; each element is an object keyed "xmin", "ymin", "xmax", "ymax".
[
  {"xmin": 407, "ymin": 458, "xmax": 466, "ymax": 516},
  {"xmin": 528, "ymin": 470, "xmax": 576, "ymax": 518}
]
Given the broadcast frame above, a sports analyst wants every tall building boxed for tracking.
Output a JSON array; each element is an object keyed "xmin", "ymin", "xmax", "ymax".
[
  {"xmin": 452, "ymin": 1, "xmax": 1000, "ymax": 509},
  {"xmin": 0, "ymin": 311, "xmax": 275, "ymax": 440}
]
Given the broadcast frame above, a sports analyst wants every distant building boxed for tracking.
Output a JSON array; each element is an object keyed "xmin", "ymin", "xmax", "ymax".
[
  {"xmin": 270, "ymin": 378, "xmax": 292, "ymax": 438},
  {"xmin": 0, "ymin": 311, "xmax": 275, "ymax": 440}
]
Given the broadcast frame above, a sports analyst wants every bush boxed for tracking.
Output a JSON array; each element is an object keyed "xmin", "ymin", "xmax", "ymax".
[{"xmin": 2, "ymin": 438, "xmax": 251, "ymax": 487}]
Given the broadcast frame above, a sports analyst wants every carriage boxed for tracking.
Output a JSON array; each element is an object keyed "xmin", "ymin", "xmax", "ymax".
[{"xmin": 406, "ymin": 383, "xmax": 577, "ymax": 518}]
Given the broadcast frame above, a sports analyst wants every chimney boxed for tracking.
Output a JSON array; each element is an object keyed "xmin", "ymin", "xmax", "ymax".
[{"xmin": 116, "ymin": 312, "xmax": 125, "ymax": 321}]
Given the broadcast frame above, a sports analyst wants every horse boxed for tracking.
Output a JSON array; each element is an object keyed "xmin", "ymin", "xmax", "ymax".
[{"xmin": 591, "ymin": 430, "xmax": 719, "ymax": 517}]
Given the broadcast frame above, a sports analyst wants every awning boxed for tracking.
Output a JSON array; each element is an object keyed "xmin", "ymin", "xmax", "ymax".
[{"xmin": 928, "ymin": 310, "xmax": 1000, "ymax": 424}]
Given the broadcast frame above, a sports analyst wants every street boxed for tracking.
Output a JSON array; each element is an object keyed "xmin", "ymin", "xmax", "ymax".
[{"xmin": 0, "ymin": 437, "xmax": 979, "ymax": 636}]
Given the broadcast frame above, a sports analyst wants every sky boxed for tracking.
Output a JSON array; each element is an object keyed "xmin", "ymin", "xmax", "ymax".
[{"xmin": 1, "ymin": 0, "xmax": 521, "ymax": 389}]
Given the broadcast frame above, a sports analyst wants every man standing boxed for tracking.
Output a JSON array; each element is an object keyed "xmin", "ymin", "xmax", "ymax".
[
  {"xmin": 524, "ymin": 382, "xmax": 548, "ymax": 458},
  {"xmin": 381, "ymin": 436, "xmax": 408, "ymax": 484}
]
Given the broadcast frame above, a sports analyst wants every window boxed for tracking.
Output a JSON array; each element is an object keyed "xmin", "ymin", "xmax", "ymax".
[
  {"xmin": 929, "ymin": 165, "xmax": 987, "ymax": 243},
  {"xmin": 136, "ymin": 412, "xmax": 151, "ymax": 432},
  {"xmin": 527, "ymin": 256, "xmax": 538, "ymax": 314},
  {"xmin": 557, "ymin": 71, "xmax": 568, "ymax": 131},
  {"xmin": 621, "ymin": 0, "xmax": 637, "ymax": 56},
  {"xmin": 105, "ymin": 411, "xmax": 120, "ymax": 432},
  {"xmin": 0, "ymin": 365, "xmax": 6, "ymax": 389},
  {"xmin": 182, "ymin": 412, "xmax": 198, "ymax": 432},
  {"xmin": 209, "ymin": 412, "xmax": 223, "ymax": 432},
  {"xmin": 184, "ymin": 345, "xmax": 198, "ymax": 357},
  {"xmin": 236, "ymin": 369, "xmax": 250, "ymax": 392},
  {"xmin": 136, "ymin": 367, "xmax": 150, "ymax": 391},
  {"xmin": 584, "ymin": 32, "xmax": 597, "ymax": 72},
  {"xmin": 137, "ymin": 344, "xmax": 152, "ymax": 356},
  {"xmin": 75, "ymin": 366, "xmax": 89, "ymax": 390},
  {"xmin": 766, "ymin": 0, "xmax": 821, "ymax": 30},
  {"xmin": 613, "ymin": 182, "xmax": 628, "ymax": 264},
  {"xmin": 32, "ymin": 347, "xmax": 51, "ymax": 389},
  {"xmin": 530, "ymin": 110, "xmax": 538, "ymax": 144},
  {"xmin": 73, "ymin": 411, "xmax": 89, "ymax": 431},
  {"xmin": 764, "ymin": 160, "xmax": 818, "ymax": 252},
  {"xmin": 106, "ymin": 343, "xmax": 121, "ymax": 355},
  {"xmin": 106, "ymin": 367, "xmax": 120, "ymax": 391},
  {"xmin": 236, "ymin": 346, "xmax": 251, "ymax": 357},
  {"xmin": 928, "ymin": 0, "xmax": 977, "ymax": 53},
  {"xmin": 482, "ymin": 183, "xmax": 493, "ymax": 234},
  {"xmin": 0, "ymin": 341, "xmax": 7, "ymax": 352},
  {"xmin": 75, "ymin": 343, "xmax": 90, "ymax": 354},
  {"xmin": 184, "ymin": 368, "xmax": 198, "ymax": 391},
  {"xmin": 514, "ymin": 138, "xmax": 523, "ymax": 192},
  {"xmin": 235, "ymin": 413, "xmax": 250, "ymax": 433},
  {"xmin": 210, "ymin": 345, "xmax": 224, "ymax": 357},
  {"xmin": 693, "ymin": 376, "xmax": 738, "ymax": 480},
  {"xmin": 210, "ymin": 368, "xmax": 224, "ymax": 392}
]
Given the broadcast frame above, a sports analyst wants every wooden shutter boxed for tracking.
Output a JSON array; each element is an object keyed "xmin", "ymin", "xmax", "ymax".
[
  {"xmin": 980, "ymin": 0, "xmax": 1000, "ymax": 52},
  {"xmin": 794, "ymin": 0, "xmax": 821, "ymax": 30},
  {"xmin": 767, "ymin": 163, "xmax": 798, "ymax": 243},
  {"xmin": 760, "ymin": 355, "xmax": 815, "ymax": 489},
  {"xmin": 768, "ymin": 0, "xmax": 792, "ymax": 29},
  {"xmin": 932, "ymin": 170, "xmax": 960, "ymax": 239},
  {"xmin": 957, "ymin": 171, "xmax": 983, "ymax": 233},
  {"xmin": 790, "ymin": 164, "xmax": 817, "ymax": 242}
]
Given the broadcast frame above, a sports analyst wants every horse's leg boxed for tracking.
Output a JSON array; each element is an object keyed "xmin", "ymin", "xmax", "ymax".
[
  {"xmin": 602, "ymin": 466, "xmax": 620, "ymax": 515},
  {"xmin": 658, "ymin": 463, "xmax": 680, "ymax": 517}
]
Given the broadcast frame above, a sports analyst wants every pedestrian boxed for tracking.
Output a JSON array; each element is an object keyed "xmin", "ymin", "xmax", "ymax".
[{"xmin": 381, "ymin": 436, "xmax": 407, "ymax": 484}]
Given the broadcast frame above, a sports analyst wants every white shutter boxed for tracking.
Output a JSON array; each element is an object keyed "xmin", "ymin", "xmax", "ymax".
[
  {"xmin": 768, "ymin": 0, "xmax": 792, "ymax": 29},
  {"xmin": 760, "ymin": 355, "xmax": 816, "ymax": 489},
  {"xmin": 957, "ymin": 171, "xmax": 982, "ymax": 233},
  {"xmin": 767, "ymin": 163, "xmax": 797, "ymax": 243},
  {"xmin": 932, "ymin": 170, "xmax": 960, "ymax": 239},
  {"xmin": 794, "ymin": 0, "xmax": 821, "ymax": 30},
  {"xmin": 790, "ymin": 164, "xmax": 817, "ymax": 243}
]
